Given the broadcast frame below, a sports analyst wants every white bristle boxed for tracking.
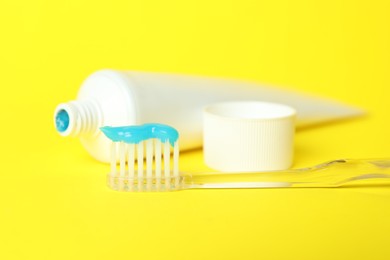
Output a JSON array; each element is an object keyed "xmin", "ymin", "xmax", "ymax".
[
  {"xmin": 119, "ymin": 142, "xmax": 126, "ymax": 177},
  {"xmin": 118, "ymin": 142, "xmax": 126, "ymax": 190},
  {"xmin": 137, "ymin": 141, "xmax": 144, "ymax": 191},
  {"xmin": 164, "ymin": 141, "xmax": 171, "ymax": 189},
  {"xmin": 127, "ymin": 143, "xmax": 135, "ymax": 191},
  {"xmin": 109, "ymin": 142, "xmax": 117, "ymax": 189},
  {"xmin": 110, "ymin": 142, "xmax": 117, "ymax": 176},
  {"xmin": 146, "ymin": 139, "xmax": 153, "ymax": 191},
  {"xmin": 174, "ymin": 141, "xmax": 179, "ymax": 187},
  {"xmin": 108, "ymin": 138, "xmax": 180, "ymax": 192},
  {"xmin": 155, "ymin": 140, "xmax": 162, "ymax": 190}
]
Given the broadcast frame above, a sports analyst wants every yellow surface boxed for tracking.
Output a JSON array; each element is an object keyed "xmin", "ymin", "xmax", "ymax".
[{"xmin": 1, "ymin": 0, "xmax": 390, "ymax": 259}]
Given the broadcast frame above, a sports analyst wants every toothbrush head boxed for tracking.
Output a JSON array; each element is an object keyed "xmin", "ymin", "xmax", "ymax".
[{"xmin": 101, "ymin": 124, "xmax": 181, "ymax": 192}]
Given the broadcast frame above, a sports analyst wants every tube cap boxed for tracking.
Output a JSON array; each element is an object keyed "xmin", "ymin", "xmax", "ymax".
[{"xmin": 203, "ymin": 101, "xmax": 296, "ymax": 172}]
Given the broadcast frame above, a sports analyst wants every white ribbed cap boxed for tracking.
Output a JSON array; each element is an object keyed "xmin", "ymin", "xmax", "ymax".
[{"xmin": 203, "ymin": 101, "xmax": 296, "ymax": 172}]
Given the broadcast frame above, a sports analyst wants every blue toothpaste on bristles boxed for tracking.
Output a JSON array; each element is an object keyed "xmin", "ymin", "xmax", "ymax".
[{"xmin": 100, "ymin": 123, "xmax": 179, "ymax": 146}]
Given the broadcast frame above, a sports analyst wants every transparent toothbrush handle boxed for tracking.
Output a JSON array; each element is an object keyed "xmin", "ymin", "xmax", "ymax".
[{"xmin": 182, "ymin": 159, "xmax": 390, "ymax": 189}]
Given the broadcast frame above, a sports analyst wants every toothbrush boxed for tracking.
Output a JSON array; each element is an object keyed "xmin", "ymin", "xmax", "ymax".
[{"xmin": 101, "ymin": 125, "xmax": 390, "ymax": 192}]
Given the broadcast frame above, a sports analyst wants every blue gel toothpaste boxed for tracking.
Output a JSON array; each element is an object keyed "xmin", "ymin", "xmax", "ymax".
[
  {"xmin": 55, "ymin": 109, "xmax": 70, "ymax": 133},
  {"xmin": 100, "ymin": 123, "xmax": 179, "ymax": 146}
]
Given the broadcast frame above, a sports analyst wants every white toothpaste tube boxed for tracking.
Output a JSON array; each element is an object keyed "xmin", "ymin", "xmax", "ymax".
[{"xmin": 54, "ymin": 69, "xmax": 362, "ymax": 163}]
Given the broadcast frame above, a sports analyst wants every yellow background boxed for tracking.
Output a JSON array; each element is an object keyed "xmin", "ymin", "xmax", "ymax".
[{"xmin": 1, "ymin": 0, "xmax": 390, "ymax": 259}]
